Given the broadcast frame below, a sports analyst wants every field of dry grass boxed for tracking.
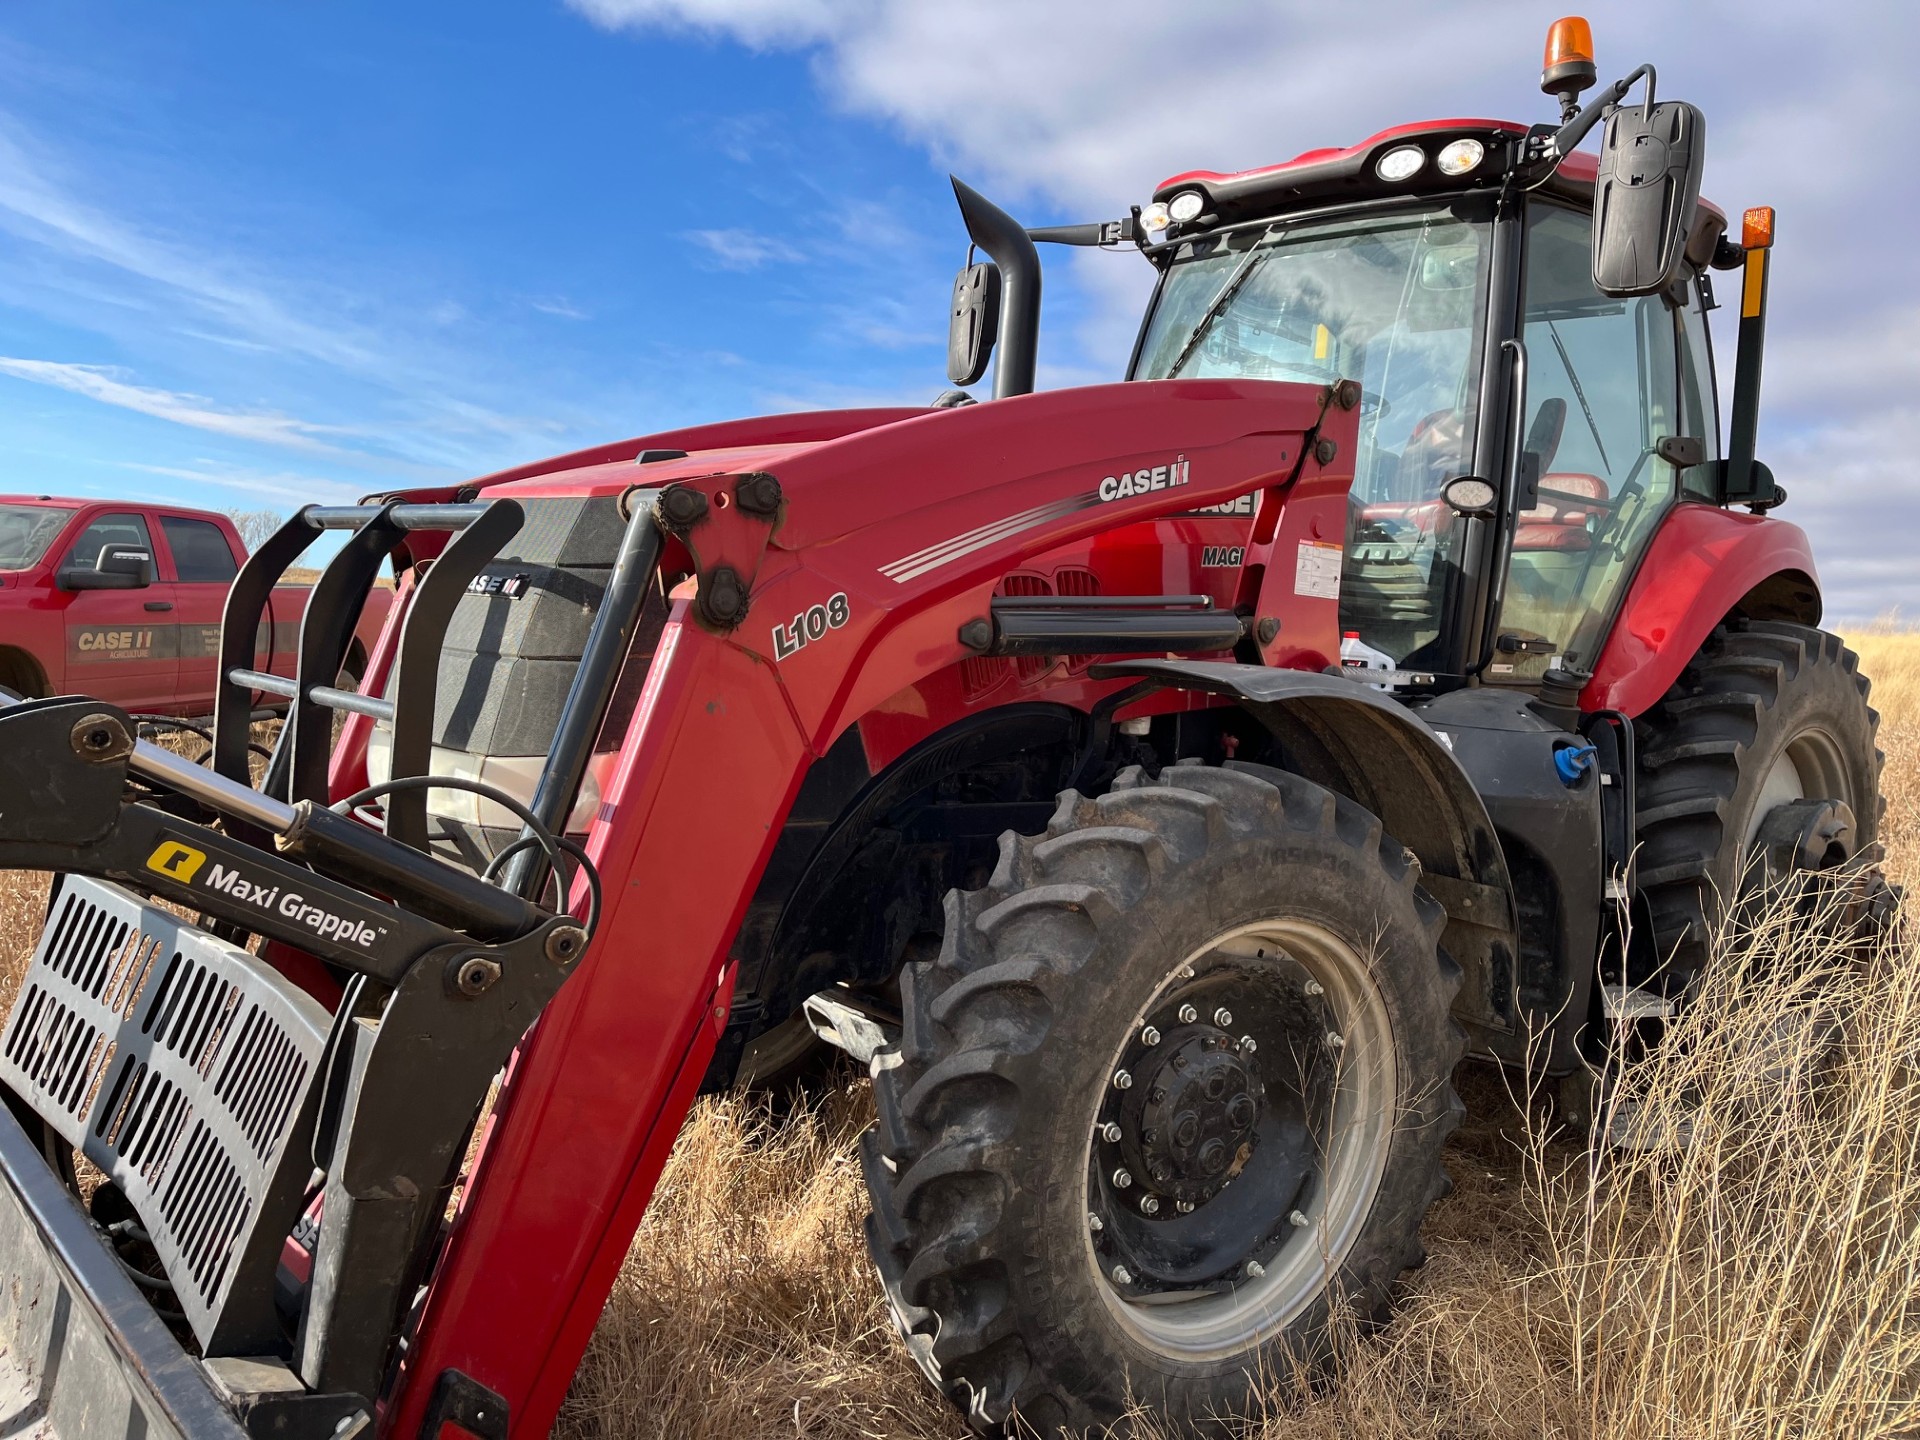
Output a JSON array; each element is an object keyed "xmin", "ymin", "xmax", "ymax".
[{"xmin": 3, "ymin": 636, "xmax": 1919, "ymax": 1439}]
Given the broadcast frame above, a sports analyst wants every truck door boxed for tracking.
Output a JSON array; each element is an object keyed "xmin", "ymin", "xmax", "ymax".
[
  {"xmin": 57, "ymin": 511, "xmax": 179, "ymax": 709},
  {"xmin": 158, "ymin": 514, "xmax": 242, "ymax": 708}
]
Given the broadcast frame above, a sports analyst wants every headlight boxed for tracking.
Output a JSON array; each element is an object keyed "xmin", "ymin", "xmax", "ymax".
[
  {"xmin": 1167, "ymin": 190, "xmax": 1205, "ymax": 223},
  {"xmin": 1443, "ymin": 476, "xmax": 1499, "ymax": 515},
  {"xmin": 1141, "ymin": 201, "xmax": 1172, "ymax": 234},
  {"xmin": 1436, "ymin": 138, "xmax": 1485, "ymax": 176},
  {"xmin": 1375, "ymin": 145, "xmax": 1425, "ymax": 182}
]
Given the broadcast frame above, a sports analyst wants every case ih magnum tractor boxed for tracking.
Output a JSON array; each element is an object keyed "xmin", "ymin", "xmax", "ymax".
[{"xmin": 0, "ymin": 19, "xmax": 1883, "ymax": 1440}]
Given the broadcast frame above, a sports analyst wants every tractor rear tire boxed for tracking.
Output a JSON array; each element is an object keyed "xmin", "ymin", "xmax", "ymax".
[
  {"xmin": 861, "ymin": 761, "xmax": 1464, "ymax": 1437},
  {"xmin": 1633, "ymin": 620, "xmax": 1883, "ymax": 985}
]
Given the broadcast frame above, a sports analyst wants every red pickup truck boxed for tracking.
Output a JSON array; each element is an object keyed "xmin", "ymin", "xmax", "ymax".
[{"xmin": 0, "ymin": 496, "xmax": 390, "ymax": 714}]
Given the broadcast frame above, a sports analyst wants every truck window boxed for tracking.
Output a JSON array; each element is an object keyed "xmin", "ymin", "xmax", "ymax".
[
  {"xmin": 0, "ymin": 505, "xmax": 75, "ymax": 570},
  {"xmin": 64, "ymin": 513, "xmax": 153, "ymax": 571},
  {"xmin": 162, "ymin": 517, "xmax": 241, "ymax": 583}
]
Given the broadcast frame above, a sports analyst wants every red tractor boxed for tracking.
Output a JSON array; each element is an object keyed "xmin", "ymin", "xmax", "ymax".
[{"xmin": 0, "ymin": 18, "xmax": 1882, "ymax": 1440}]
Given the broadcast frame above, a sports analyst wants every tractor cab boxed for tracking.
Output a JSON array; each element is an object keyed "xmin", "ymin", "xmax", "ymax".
[
  {"xmin": 1127, "ymin": 118, "xmax": 1727, "ymax": 693},
  {"xmin": 956, "ymin": 17, "xmax": 1773, "ymax": 704}
]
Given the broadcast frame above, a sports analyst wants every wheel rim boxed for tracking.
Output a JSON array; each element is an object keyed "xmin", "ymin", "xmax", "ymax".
[
  {"xmin": 1082, "ymin": 918, "xmax": 1397, "ymax": 1361},
  {"xmin": 1741, "ymin": 727, "xmax": 1853, "ymax": 854}
]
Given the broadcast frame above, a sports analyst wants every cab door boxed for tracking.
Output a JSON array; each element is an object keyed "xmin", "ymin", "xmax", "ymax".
[
  {"xmin": 58, "ymin": 510, "xmax": 179, "ymax": 709},
  {"xmin": 157, "ymin": 514, "xmax": 242, "ymax": 707}
]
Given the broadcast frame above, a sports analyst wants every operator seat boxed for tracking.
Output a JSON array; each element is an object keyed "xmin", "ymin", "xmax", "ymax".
[{"xmin": 1514, "ymin": 473, "xmax": 1609, "ymax": 551}]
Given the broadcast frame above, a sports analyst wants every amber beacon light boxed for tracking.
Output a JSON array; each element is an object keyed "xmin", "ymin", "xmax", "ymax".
[{"xmin": 1541, "ymin": 16, "xmax": 1598, "ymax": 103}]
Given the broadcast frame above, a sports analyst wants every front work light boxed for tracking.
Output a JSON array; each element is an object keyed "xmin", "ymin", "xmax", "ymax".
[
  {"xmin": 1168, "ymin": 190, "xmax": 1205, "ymax": 222},
  {"xmin": 1436, "ymin": 138, "xmax": 1484, "ymax": 176},
  {"xmin": 1443, "ymin": 475, "xmax": 1498, "ymax": 515},
  {"xmin": 1376, "ymin": 145, "xmax": 1425, "ymax": 183},
  {"xmin": 1141, "ymin": 202, "xmax": 1172, "ymax": 234}
]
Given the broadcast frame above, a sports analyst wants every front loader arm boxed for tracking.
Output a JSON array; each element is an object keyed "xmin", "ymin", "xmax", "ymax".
[{"xmin": 392, "ymin": 378, "xmax": 1358, "ymax": 1437}]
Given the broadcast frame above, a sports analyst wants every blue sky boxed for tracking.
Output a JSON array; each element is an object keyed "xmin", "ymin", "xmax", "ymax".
[{"xmin": 0, "ymin": 2, "xmax": 1911, "ymax": 616}]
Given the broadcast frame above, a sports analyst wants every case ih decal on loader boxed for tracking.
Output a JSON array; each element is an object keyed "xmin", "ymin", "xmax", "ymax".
[{"xmin": 0, "ymin": 19, "xmax": 1888, "ymax": 1440}]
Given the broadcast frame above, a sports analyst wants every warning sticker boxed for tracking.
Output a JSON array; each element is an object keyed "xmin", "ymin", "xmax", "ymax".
[{"xmin": 1294, "ymin": 540, "xmax": 1343, "ymax": 599}]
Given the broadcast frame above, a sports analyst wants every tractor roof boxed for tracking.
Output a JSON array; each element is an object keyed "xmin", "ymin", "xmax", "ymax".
[{"xmin": 1153, "ymin": 117, "xmax": 1721, "ymax": 233}]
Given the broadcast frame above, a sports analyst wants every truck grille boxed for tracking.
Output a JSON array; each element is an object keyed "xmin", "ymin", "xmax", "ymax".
[{"xmin": 0, "ymin": 877, "xmax": 330, "ymax": 1351}]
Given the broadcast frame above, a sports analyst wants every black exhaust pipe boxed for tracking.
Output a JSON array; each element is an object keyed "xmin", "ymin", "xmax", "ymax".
[{"xmin": 951, "ymin": 176, "xmax": 1041, "ymax": 399}]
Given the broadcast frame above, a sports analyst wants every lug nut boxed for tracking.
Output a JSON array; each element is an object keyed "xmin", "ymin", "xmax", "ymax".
[
  {"xmin": 1141, "ymin": 1025, "xmax": 1161, "ymax": 1046},
  {"xmin": 1112, "ymin": 1265, "xmax": 1133, "ymax": 1285},
  {"xmin": 1176, "ymin": 1200, "xmax": 1195, "ymax": 1214},
  {"xmin": 1239, "ymin": 1036, "xmax": 1258, "ymax": 1054},
  {"xmin": 1149, "ymin": 1087, "xmax": 1166, "ymax": 1104},
  {"xmin": 1113, "ymin": 1069, "xmax": 1133, "ymax": 1089},
  {"xmin": 1214, "ymin": 1008, "xmax": 1234, "ymax": 1028},
  {"xmin": 1179, "ymin": 1004, "xmax": 1199, "ymax": 1024},
  {"xmin": 1327, "ymin": 1032, "xmax": 1346, "ymax": 1051},
  {"xmin": 1112, "ymin": 1168, "xmax": 1133, "ymax": 1189},
  {"xmin": 1245, "ymin": 1260, "xmax": 1266, "ymax": 1279},
  {"xmin": 1100, "ymin": 1122, "xmax": 1122, "ymax": 1143},
  {"xmin": 1088, "ymin": 1212, "xmax": 1104, "ymax": 1234},
  {"xmin": 1304, "ymin": 978, "xmax": 1325, "ymax": 997},
  {"xmin": 1140, "ymin": 1195, "xmax": 1160, "ymax": 1216},
  {"xmin": 1289, "ymin": 1209, "xmax": 1310, "ymax": 1228},
  {"xmin": 1180, "ymin": 966, "xmax": 1196, "ymax": 979}
]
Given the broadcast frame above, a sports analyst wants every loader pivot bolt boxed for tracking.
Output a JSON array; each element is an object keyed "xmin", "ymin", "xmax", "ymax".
[
  {"xmin": 958, "ymin": 617, "xmax": 993, "ymax": 652},
  {"xmin": 733, "ymin": 471, "xmax": 784, "ymax": 518},
  {"xmin": 655, "ymin": 484, "xmax": 709, "ymax": 532},
  {"xmin": 450, "ymin": 955, "xmax": 502, "ymax": 997},
  {"xmin": 1255, "ymin": 616, "xmax": 1281, "ymax": 646},
  {"xmin": 70, "ymin": 714, "xmax": 132, "ymax": 763},
  {"xmin": 544, "ymin": 925, "xmax": 588, "ymax": 967},
  {"xmin": 696, "ymin": 566, "xmax": 751, "ymax": 630}
]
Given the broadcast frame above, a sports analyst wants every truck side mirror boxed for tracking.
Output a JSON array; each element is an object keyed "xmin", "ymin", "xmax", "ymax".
[
  {"xmin": 947, "ymin": 260, "xmax": 1001, "ymax": 388},
  {"xmin": 59, "ymin": 543, "xmax": 155, "ymax": 591},
  {"xmin": 1591, "ymin": 99, "xmax": 1706, "ymax": 298}
]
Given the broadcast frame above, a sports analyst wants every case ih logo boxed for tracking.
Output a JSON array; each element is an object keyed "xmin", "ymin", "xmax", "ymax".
[
  {"xmin": 467, "ymin": 572, "xmax": 531, "ymax": 598},
  {"xmin": 1098, "ymin": 457, "xmax": 1191, "ymax": 503}
]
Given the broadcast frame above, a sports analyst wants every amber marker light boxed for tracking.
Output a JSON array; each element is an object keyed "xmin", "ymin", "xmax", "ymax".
[
  {"xmin": 1541, "ymin": 16, "xmax": 1598, "ymax": 98},
  {"xmin": 1743, "ymin": 206, "xmax": 1776, "ymax": 250}
]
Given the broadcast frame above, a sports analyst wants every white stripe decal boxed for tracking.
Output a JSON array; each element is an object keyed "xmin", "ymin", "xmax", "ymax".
[
  {"xmin": 880, "ymin": 494, "xmax": 1095, "ymax": 583},
  {"xmin": 879, "ymin": 497, "xmax": 1079, "ymax": 578}
]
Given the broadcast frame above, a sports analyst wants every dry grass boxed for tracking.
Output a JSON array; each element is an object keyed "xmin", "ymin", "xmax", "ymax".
[{"xmin": 2, "ymin": 644, "xmax": 1919, "ymax": 1437}]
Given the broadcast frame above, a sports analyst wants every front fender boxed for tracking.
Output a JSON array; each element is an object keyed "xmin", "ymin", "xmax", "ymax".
[
  {"xmin": 1097, "ymin": 659, "xmax": 1520, "ymax": 1043},
  {"xmin": 1583, "ymin": 505, "xmax": 1820, "ymax": 717}
]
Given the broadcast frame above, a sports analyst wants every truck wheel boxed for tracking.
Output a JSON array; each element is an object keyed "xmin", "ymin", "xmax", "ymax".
[
  {"xmin": 861, "ymin": 761, "xmax": 1464, "ymax": 1436},
  {"xmin": 1634, "ymin": 621, "xmax": 1883, "ymax": 985}
]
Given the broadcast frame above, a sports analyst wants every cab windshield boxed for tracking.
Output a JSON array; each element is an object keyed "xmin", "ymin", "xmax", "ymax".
[
  {"xmin": 0, "ymin": 504, "xmax": 75, "ymax": 571},
  {"xmin": 1132, "ymin": 203, "xmax": 1493, "ymax": 664}
]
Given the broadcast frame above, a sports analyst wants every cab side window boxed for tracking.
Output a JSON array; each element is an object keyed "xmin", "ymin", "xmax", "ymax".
[
  {"xmin": 1494, "ymin": 203, "xmax": 1684, "ymax": 682},
  {"xmin": 1676, "ymin": 278, "xmax": 1720, "ymax": 500},
  {"xmin": 161, "ymin": 517, "xmax": 241, "ymax": 583},
  {"xmin": 65, "ymin": 514, "xmax": 152, "ymax": 571}
]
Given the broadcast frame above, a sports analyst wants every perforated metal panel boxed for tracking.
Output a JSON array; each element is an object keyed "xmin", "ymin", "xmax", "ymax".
[{"xmin": 0, "ymin": 877, "xmax": 329, "ymax": 1349}]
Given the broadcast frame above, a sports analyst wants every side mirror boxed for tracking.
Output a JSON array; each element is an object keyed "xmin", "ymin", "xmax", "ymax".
[
  {"xmin": 947, "ymin": 260, "xmax": 1001, "ymax": 388},
  {"xmin": 59, "ymin": 543, "xmax": 155, "ymax": 591},
  {"xmin": 1591, "ymin": 99, "xmax": 1706, "ymax": 297}
]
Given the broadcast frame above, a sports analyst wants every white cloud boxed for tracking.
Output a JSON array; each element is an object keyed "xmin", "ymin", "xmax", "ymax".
[
  {"xmin": 686, "ymin": 226, "xmax": 802, "ymax": 270},
  {"xmin": 0, "ymin": 358, "xmax": 345, "ymax": 452},
  {"xmin": 114, "ymin": 460, "xmax": 364, "ymax": 506}
]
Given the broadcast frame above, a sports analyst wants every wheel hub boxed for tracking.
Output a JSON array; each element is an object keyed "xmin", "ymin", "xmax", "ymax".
[{"xmin": 1120, "ymin": 1028, "xmax": 1262, "ymax": 1206}]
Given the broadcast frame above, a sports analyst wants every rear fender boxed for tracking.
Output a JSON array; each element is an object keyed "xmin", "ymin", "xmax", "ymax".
[
  {"xmin": 1098, "ymin": 659, "xmax": 1520, "ymax": 1041},
  {"xmin": 1583, "ymin": 505, "xmax": 1819, "ymax": 717}
]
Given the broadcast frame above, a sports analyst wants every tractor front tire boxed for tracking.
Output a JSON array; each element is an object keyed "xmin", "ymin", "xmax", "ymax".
[
  {"xmin": 861, "ymin": 761, "xmax": 1464, "ymax": 1436},
  {"xmin": 1634, "ymin": 620, "xmax": 1883, "ymax": 984}
]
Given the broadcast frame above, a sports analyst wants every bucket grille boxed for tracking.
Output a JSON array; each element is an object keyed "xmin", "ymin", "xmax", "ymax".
[{"xmin": 0, "ymin": 878, "xmax": 330, "ymax": 1350}]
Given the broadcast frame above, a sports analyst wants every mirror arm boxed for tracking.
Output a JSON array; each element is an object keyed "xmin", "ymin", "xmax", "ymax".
[
  {"xmin": 952, "ymin": 177, "xmax": 1042, "ymax": 399},
  {"xmin": 1549, "ymin": 62, "xmax": 1656, "ymax": 159}
]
